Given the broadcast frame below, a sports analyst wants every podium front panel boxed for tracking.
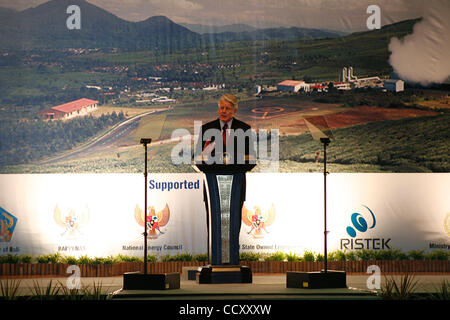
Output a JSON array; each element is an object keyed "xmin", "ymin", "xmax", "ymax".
[
  {"xmin": 198, "ymin": 164, "xmax": 253, "ymax": 266},
  {"xmin": 217, "ymin": 175, "xmax": 233, "ymax": 264}
]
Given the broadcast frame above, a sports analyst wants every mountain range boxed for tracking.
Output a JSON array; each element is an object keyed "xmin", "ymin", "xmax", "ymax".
[
  {"xmin": 0, "ymin": 0, "xmax": 343, "ymax": 51},
  {"xmin": 0, "ymin": 0, "xmax": 201, "ymax": 51},
  {"xmin": 180, "ymin": 22, "xmax": 348, "ymax": 38},
  {"xmin": 180, "ymin": 23, "xmax": 259, "ymax": 34}
]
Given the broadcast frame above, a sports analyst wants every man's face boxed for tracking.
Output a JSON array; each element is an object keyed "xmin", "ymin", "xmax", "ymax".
[{"xmin": 218, "ymin": 99, "xmax": 236, "ymax": 123}]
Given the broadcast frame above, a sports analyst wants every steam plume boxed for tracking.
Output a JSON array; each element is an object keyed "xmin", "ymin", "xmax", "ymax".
[{"xmin": 388, "ymin": 1, "xmax": 450, "ymax": 85}]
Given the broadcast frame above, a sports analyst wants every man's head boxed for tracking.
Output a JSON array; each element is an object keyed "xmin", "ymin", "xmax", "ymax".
[{"xmin": 218, "ymin": 94, "xmax": 238, "ymax": 123}]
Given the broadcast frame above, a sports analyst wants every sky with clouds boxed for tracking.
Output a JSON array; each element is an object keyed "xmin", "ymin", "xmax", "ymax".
[{"xmin": 0, "ymin": 0, "xmax": 434, "ymax": 31}]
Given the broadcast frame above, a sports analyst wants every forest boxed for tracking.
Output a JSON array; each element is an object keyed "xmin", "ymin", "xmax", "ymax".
[{"xmin": 0, "ymin": 111, "xmax": 125, "ymax": 168}]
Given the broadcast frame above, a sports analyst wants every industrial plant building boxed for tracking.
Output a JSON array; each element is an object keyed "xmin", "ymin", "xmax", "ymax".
[
  {"xmin": 384, "ymin": 79, "xmax": 405, "ymax": 92},
  {"xmin": 277, "ymin": 80, "xmax": 310, "ymax": 93},
  {"xmin": 340, "ymin": 66, "xmax": 383, "ymax": 89}
]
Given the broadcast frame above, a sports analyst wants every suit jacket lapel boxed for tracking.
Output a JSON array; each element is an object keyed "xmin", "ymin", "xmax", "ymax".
[
  {"xmin": 213, "ymin": 118, "xmax": 221, "ymax": 130},
  {"xmin": 230, "ymin": 118, "xmax": 239, "ymax": 130}
]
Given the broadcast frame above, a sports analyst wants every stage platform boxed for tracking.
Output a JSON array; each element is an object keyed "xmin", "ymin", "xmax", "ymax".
[
  {"xmin": 110, "ymin": 274, "xmax": 379, "ymax": 300},
  {"xmin": 4, "ymin": 274, "xmax": 449, "ymax": 300}
]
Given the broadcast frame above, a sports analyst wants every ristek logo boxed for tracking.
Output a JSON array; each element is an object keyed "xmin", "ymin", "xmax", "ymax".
[
  {"xmin": 346, "ymin": 205, "xmax": 376, "ymax": 237},
  {"xmin": 340, "ymin": 205, "xmax": 391, "ymax": 250},
  {"xmin": 0, "ymin": 206, "xmax": 18, "ymax": 242}
]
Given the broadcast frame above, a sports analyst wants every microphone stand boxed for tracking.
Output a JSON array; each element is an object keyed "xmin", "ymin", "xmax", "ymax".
[
  {"xmin": 320, "ymin": 137, "xmax": 330, "ymax": 273},
  {"xmin": 287, "ymin": 120, "xmax": 345, "ymax": 289},
  {"xmin": 140, "ymin": 138, "xmax": 152, "ymax": 275}
]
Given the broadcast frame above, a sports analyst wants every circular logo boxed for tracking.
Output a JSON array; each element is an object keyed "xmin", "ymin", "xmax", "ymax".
[
  {"xmin": 444, "ymin": 212, "xmax": 450, "ymax": 237},
  {"xmin": 346, "ymin": 205, "xmax": 376, "ymax": 238}
]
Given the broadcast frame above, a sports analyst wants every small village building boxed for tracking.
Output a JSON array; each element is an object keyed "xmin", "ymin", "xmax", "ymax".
[{"xmin": 38, "ymin": 98, "xmax": 99, "ymax": 120}]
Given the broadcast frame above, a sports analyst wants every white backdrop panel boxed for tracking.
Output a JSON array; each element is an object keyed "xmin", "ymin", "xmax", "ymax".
[{"xmin": 0, "ymin": 173, "xmax": 448, "ymax": 257}]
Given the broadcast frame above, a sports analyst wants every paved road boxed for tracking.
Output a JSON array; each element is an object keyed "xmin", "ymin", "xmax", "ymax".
[{"xmin": 39, "ymin": 108, "xmax": 169, "ymax": 164}]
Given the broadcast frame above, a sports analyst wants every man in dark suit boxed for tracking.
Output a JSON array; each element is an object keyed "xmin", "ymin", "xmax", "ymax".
[
  {"xmin": 196, "ymin": 94, "xmax": 255, "ymax": 265},
  {"xmin": 198, "ymin": 94, "xmax": 254, "ymax": 164}
]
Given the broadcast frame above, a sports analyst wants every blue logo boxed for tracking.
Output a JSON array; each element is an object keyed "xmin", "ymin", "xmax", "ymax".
[
  {"xmin": 346, "ymin": 205, "xmax": 376, "ymax": 238},
  {"xmin": 0, "ymin": 206, "xmax": 18, "ymax": 242}
]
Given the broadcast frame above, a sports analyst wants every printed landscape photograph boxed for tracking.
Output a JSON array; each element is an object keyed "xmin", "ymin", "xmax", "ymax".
[{"xmin": 0, "ymin": 0, "xmax": 449, "ymax": 174}]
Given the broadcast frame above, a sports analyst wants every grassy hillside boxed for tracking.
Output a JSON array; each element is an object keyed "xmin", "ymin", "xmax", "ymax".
[
  {"xmin": 3, "ymin": 112, "xmax": 447, "ymax": 174},
  {"xmin": 93, "ymin": 19, "xmax": 419, "ymax": 82},
  {"xmin": 279, "ymin": 113, "xmax": 449, "ymax": 173}
]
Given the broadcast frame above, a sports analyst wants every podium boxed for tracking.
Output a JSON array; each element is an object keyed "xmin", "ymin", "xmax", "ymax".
[{"xmin": 194, "ymin": 163, "xmax": 255, "ymax": 284}]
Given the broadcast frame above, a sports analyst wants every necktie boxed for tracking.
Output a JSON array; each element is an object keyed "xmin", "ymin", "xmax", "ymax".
[{"xmin": 222, "ymin": 123, "xmax": 228, "ymax": 148}]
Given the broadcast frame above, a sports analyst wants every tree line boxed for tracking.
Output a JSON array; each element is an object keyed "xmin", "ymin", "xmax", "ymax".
[{"xmin": 0, "ymin": 112, "xmax": 125, "ymax": 167}]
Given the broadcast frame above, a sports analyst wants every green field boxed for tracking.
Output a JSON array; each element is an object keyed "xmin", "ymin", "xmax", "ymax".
[
  {"xmin": 279, "ymin": 113, "xmax": 449, "ymax": 173},
  {"xmin": 4, "ymin": 111, "xmax": 447, "ymax": 174},
  {"xmin": 90, "ymin": 19, "xmax": 417, "ymax": 83}
]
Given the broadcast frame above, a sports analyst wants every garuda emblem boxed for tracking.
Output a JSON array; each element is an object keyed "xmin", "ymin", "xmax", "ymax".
[
  {"xmin": 135, "ymin": 204, "xmax": 170, "ymax": 239},
  {"xmin": 54, "ymin": 205, "xmax": 90, "ymax": 239},
  {"xmin": 242, "ymin": 204, "xmax": 275, "ymax": 239}
]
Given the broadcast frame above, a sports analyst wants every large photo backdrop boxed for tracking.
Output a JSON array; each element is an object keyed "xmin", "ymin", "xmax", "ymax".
[{"xmin": 0, "ymin": 0, "xmax": 448, "ymax": 174}]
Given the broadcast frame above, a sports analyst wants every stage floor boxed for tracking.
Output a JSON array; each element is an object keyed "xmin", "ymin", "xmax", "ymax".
[
  {"xmin": 4, "ymin": 273, "xmax": 449, "ymax": 300},
  {"xmin": 111, "ymin": 281, "xmax": 377, "ymax": 300}
]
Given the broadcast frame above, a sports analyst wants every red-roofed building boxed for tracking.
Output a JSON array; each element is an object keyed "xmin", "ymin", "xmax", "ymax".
[
  {"xmin": 311, "ymin": 84, "xmax": 328, "ymax": 92},
  {"xmin": 39, "ymin": 98, "xmax": 99, "ymax": 120},
  {"xmin": 277, "ymin": 80, "xmax": 309, "ymax": 93}
]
